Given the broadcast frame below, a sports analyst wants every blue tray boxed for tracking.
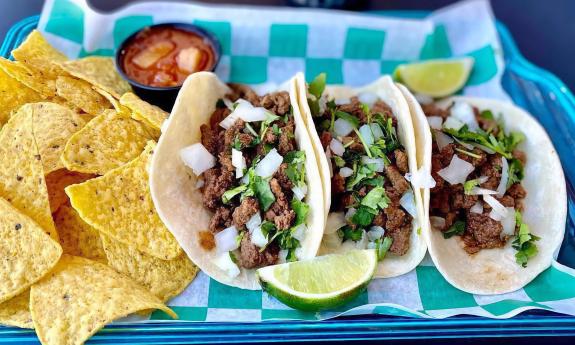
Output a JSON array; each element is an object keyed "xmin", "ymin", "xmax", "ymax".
[{"xmin": 1, "ymin": 14, "xmax": 575, "ymax": 344}]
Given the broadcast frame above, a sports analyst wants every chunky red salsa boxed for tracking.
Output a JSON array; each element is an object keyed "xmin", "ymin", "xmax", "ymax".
[{"xmin": 120, "ymin": 26, "xmax": 217, "ymax": 87}]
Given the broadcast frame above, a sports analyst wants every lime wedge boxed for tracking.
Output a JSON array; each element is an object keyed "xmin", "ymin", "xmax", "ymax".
[
  {"xmin": 394, "ymin": 58, "xmax": 474, "ymax": 98},
  {"xmin": 257, "ymin": 250, "xmax": 377, "ymax": 311}
]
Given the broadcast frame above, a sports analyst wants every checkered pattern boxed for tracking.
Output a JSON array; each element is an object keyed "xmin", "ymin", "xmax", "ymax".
[{"xmin": 36, "ymin": 0, "xmax": 575, "ymax": 321}]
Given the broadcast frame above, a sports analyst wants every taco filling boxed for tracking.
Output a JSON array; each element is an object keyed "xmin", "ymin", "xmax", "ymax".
[
  {"xmin": 422, "ymin": 100, "xmax": 539, "ymax": 267},
  {"xmin": 179, "ymin": 84, "xmax": 309, "ymax": 274},
  {"xmin": 306, "ymin": 75, "xmax": 416, "ymax": 260}
]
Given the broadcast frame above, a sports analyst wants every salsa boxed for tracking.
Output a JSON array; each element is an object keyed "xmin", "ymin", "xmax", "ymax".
[{"xmin": 120, "ymin": 26, "xmax": 217, "ymax": 88}]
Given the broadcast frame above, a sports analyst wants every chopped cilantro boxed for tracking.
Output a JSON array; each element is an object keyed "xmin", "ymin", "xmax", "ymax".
[
  {"xmin": 512, "ymin": 211, "xmax": 540, "ymax": 267},
  {"xmin": 235, "ymin": 231, "xmax": 245, "ymax": 246},
  {"xmin": 339, "ymin": 225, "xmax": 364, "ymax": 241},
  {"xmin": 443, "ymin": 125, "xmax": 512, "ymax": 159},
  {"xmin": 507, "ymin": 158, "xmax": 524, "ymax": 188},
  {"xmin": 333, "ymin": 155, "xmax": 346, "ymax": 168},
  {"xmin": 353, "ymin": 128, "xmax": 373, "ymax": 158},
  {"xmin": 480, "ymin": 110, "xmax": 494, "ymax": 120},
  {"xmin": 229, "ymin": 251, "xmax": 238, "ymax": 263},
  {"xmin": 360, "ymin": 187, "xmax": 390, "ymax": 210},
  {"xmin": 252, "ymin": 176, "xmax": 276, "ymax": 211},
  {"xmin": 455, "ymin": 147, "xmax": 481, "ymax": 159},
  {"xmin": 244, "ymin": 122, "xmax": 258, "ymax": 137},
  {"xmin": 232, "ymin": 135, "xmax": 242, "ymax": 150},
  {"xmin": 284, "ymin": 150, "xmax": 305, "ymax": 164},
  {"xmin": 222, "ymin": 184, "xmax": 248, "ymax": 203},
  {"xmin": 346, "ymin": 163, "xmax": 376, "ymax": 190},
  {"xmin": 463, "ymin": 178, "xmax": 482, "ymax": 194},
  {"xmin": 260, "ymin": 221, "xmax": 277, "ymax": 237},
  {"xmin": 360, "ymin": 176, "xmax": 385, "ymax": 188},
  {"xmin": 291, "ymin": 198, "xmax": 309, "ymax": 226},
  {"xmin": 360, "ymin": 103, "xmax": 371, "ymax": 123},
  {"xmin": 443, "ymin": 220, "xmax": 465, "ymax": 239},
  {"xmin": 352, "ymin": 206, "xmax": 375, "ymax": 226},
  {"xmin": 272, "ymin": 124, "xmax": 281, "ymax": 135},
  {"xmin": 308, "ymin": 73, "xmax": 326, "ymax": 99},
  {"xmin": 375, "ymin": 237, "xmax": 393, "ymax": 261}
]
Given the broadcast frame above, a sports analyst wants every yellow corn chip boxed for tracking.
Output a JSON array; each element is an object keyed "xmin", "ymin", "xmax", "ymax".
[
  {"xmin": 30, "ymin": 255, "xmax": 176, "ymax": 345},
  {"xmin": 0, "ymin": 197, "xmax": 62, "ymax": 303},
  {"xmin": 0, "ymin": 105, "xmax": 57, "ymax": 240},
  {"xmin": 56, "ymin": 76, "xmax": 111, "ymax": 115},
  {"xmin": 0, "ymin": 58, "xmax": 55, "ymax": 97},
  {"xmin": 101, "ymin": 234, "xmax": 197, "ymax": 302},
  {"xmin": 93, "ymin": 87, "xmax": 124, "ymax": 113},
  {"xmin": 11, "ymin": 30, "xmax": 68, "ymax": 78},
  {"xmin": 45, "ymin": 169, "xmax": 96, "ymax": 213},
  {"xmin": 54, "ymin": 205, "xmax": 107, "ymax": 263},
  {"xmin": 0, "ymin": 290, "xmax": 33, "ymax": 329},
  {"xmin": 31, "ymin": 102, "xmax": 91, "ymax": 174},
  {"xmin": 59, "ymin": 57, "xmax": 131, "ymax": 99},
  {"xmin": 66, "ymin": 142, "xmax": 182, "ymax": 260},
  {"xmin": 61, "ymin": 110, "xmax": 156, "ymax": 175},
  {"xmin": 0, "ymin": 68, "xmax": 43, "ymax": 127},
  {"xmin": 120, "ymin": 92, "xmax": 168, "ymax": 130}
]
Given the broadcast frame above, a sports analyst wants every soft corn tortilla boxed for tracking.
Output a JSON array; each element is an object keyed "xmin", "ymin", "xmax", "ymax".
[
  {"xmin": 150, "ymin": 72, "xmax": 325, "ymax": 290},
  {"xmin": 294, "ymin": 73, "xmax": 427, "ymax": 278},
  {"xmin": 417, "ymin": 96, "xmax": 566, "ymax": 295}
]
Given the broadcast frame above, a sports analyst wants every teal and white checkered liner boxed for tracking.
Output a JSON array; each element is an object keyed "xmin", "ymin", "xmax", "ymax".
[{"xmin": 35, "ymin": 0, "xmax": 575, "ymax": 321}]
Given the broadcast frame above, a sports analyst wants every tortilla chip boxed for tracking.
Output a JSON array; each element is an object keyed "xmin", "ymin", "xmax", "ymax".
[
  {"xmin": 0, "ymin": 58, "xmax": 55, "ymax": 97},
  {"xmin": 31, "ymin": 102, "xmax": 91, "ymax": 174},
  {"xmin": 61, "ymin": 110, "xmax": 156, "ymax": 175},
  {"xmin": 66, "ymin": 142, "xmax": 182, "ymax": 260},
  {"xmin": 0, "ymin": 105, "xmax": 57, "ymax": 240},
  {"xmin": 11, "ymin": 30, "xmax": 68, "ymax": 78},
  {"xmin": 101, "ymin": 234, "xmax": 197, "ymax": 302},
  {"xmin": 0, "ymin": 197, "xmax": 62, "ymax": 303},
  {"xmin": 120, "ymin": 92, "xmax": 168, "ymax": 130},
  {"xmin": 0, "ymin": 290, "xmax": 33, "ymax": 329},
  {"xmin": 56, "ymin": 76, "xmax": 111, "ymax": 115},
  {"xmin": 0, "ymin": 68, "xmax": 43, "ymax": 127},
  {"xmin": 45, "ymin": 169, "xmax": 96, "ymax": 213},
  {"xmin": 30, "ymin": 255, "xmax": 176, "ymax": 345},
  {"xmin": 54, "ymin": 205, "xmax": 107, "ymax": 263},
  {"xmin": 59, "ymin": 57, "xmax": 131, "ymax": 99}
]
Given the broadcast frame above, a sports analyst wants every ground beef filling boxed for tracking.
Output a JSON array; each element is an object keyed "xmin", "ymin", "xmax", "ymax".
[
  {"xmin": 424, "ymin": 104, "xmax": 527, "ymax": 254},
  {"xmin": 198, "ymin": 87, "xmax": 298, "ymax": 269},
  {"xmin": 318, "ymin": 96, "xmax": 413, "ymax": 256}
]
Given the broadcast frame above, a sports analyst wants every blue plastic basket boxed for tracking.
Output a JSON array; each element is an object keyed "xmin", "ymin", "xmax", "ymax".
[{"xmin": 1, "ymin": 14, "xmax": 574, "ymax": 344}]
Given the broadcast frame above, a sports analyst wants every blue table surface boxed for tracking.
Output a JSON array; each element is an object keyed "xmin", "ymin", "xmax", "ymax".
[
  {"xmin": 1, "ymin": 1, "xmax": 574, "ymax": 344},
  {"xmin": 0, "ymin": 0, "xmax": 574, "ymax": 92}
]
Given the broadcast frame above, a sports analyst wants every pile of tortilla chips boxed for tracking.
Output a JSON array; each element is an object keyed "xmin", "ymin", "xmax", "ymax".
[{"xmin": 0, "ymin": 31, "xmax": 197, "ymax": 345}]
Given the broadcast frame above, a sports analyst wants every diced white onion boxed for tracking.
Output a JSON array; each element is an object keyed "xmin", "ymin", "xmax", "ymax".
[
  {"xmin": 219, "ymin": 112, "xmax": 240, "ymax": 130},
  {"xmin": 367, "ymin": 226, "xmax": 385, "ymax": 241},
  {"xmin": 214, "ymin": 252, "xmax": 240, "ymax": 278},
  {"xmin": 223, "ymin": 98, "xmax": 234, "ymax": 110},
  {"xmin": 496, "ymin": 157, "xmax": 509, "ymax": 197},
  {"xmin": 231, "ymin": 148, "xmax": 246, "ymax": 178},
  {"xmin": 361, "ymin": 156, "xmax": 384, "ymax": 172},
  {"xmin": 180, "ymin": 143, "xmax": 216, "ymax": 176},
  {"xmin": 334, "ymin": 118, "xmax": 354, "ymax": 137},
  {"xmin": 443, "ymin": 116, "xmax": 465, "ymax": 131},
  {"xmin": 246, "ymin": 213, "xmax": 262, "ymax": 233},
  {"xmin": 345, "ymin": 207, "xmax": 357, "ymax": 220},
  {"xmin": 468, "ymin": 187, "xmax": 498, "ymax": 195},
  {"xmin": 355, "ymin": 230, "xmax": 368, "ymax": 249},
  {"xmin": 484, "ymin": 194, "xmax": 508, "ymax": 220},
  {"xmin": 500, "ymin": 207, "xmax": 516, "ymax": 238},
  {"xmin": 250, "ymin": 226, "xmax": 268, "ymax": 248},
  {"xmin": 437, "ymin": 155, "xmax": 475, "ymax": 185},
  {"xmin": 241, "ymin": 172, "xmax": 250, "ymax": 185},
  {"xmin": 430, "ymin": 216, "xmax": 446, "ymax": 229},
  {"xmin": 400, "ymin": 189, "xmax": 417, "ymax": 218},
  {"xmin": 291, "ymin": 184, "xmax": 307, "ymax": 200},
  {"xmin": 367, "ymin": 241, "xmax": 376, "ymax": 249},
  {"xmin": 470, "ymin": 202, "xmax": 484, "ymax": 214},
  {"xmin": 318, "ymin": 96, "xmax": 328, "ymax": 115},
  {"xmin": 292, "ymin": 224, "xmax": 307, "ymax": 242},
  {"xmin": 359, "ymin": 124, "xmax": 374, "ymax": 146},
  {"xmin": 339, "ymin": 167, "xmax": 354, "ymax": 178},
  {"xmin": 434, "ymin": 130, "xmax": 454, "ymax": 151},
  {"xmin": 234, "ymin": 99, "xmax": 268, "ymax": 122},
  {"xmin": 325, "ymin": 212, "xmax": 346, "ymax": 234},
  {"xmin": 255, "ymin": 148, "xmax": 283, "ymax": 177},
  {"xmin": 451, "ymin": 101, "xmax": 479, "ymax": 131},
  {"xmin": 295, "ymin": 247, "xmax": 305, "ymax": 260},
  {"xmin": 427, "ymin": 116, "xmax": 443, "ymax": 130},
  {"xmin": 195, "ymin": 179, "xmax": 205, "ymax": 189},
  {"xmin": 477, "ymin": 176, "xmax": 489, "ymax": 185},
  {"xmin": 278, "ymin": 249, "xmax": 289, "ymax": 263},
  {"xmin": 370, "ymin": 123, "xmax": 384, "ymax": 140},
  {"xmin": 330, "ymin": 138, "xmax": 345, "ymax": 156},
  {"xmin": 358, "ymin": 92, "xmax": 378, "ymax": 106},
  {"xmin": 405, "ymin": 166, "xmax": 437, "ymax": 189},
  {"xmin": 335, "ymin": 97, "xmax": 351, "ymax": 105},
  {"xmin": 414, "ymin": 93, "xmax": 433, "ymax": 105},
  {"xmin": 215, "ymin": 226, "xmax": 239, "ymax": 253}
]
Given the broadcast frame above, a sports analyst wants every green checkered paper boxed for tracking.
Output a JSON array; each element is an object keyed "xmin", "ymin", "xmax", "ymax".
[{"xmin": 35, "ymin": 0, "xmax": 575, "ymax": 321}]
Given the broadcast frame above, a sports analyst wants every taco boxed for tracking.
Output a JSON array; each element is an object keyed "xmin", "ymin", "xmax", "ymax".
[
  {"xmin": 415, "ymin": 96, "xmax": 566, "ymax": 294},
  {"xmin": 150, "ymin": 72, "xmax": 325, "ymax": 290},
  {"xmin": 294, "ymin": 73, "xmax": 427, "ymax": 278}
]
